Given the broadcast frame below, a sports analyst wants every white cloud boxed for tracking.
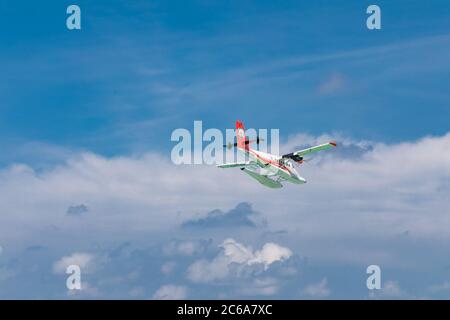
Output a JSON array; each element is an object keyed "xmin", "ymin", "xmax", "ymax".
[
  {"xmin": 187, "ymin": 256, "xmax": 230, "ymax": 284},
  {"xmin": 222, "ymin": 239, "xmax": 292, "ymax": 269},
  {"xmin": 53, "ymin": 252, "xmax": 96, "ymax": 274},
  {"xmin": 302, "ymin": 278, "xmax": 331, "ymax": 298},
  {"xmin": 152, "ymin": 284, "xmax": 188, "ymax": 300},
  {"xmin": 0, "ymin": 132, "xmax": 448, "ymax": 274},
  {"xmin": 187, "ymin": 238, "xmax": 292, "ymax": 283},
  {"xmin": 252, "ymin": 243, "xmax": 293, "ymax": 268},
  {"xmin": 220, "ymin": 238, "xmax": 254, "ymax": 264}
]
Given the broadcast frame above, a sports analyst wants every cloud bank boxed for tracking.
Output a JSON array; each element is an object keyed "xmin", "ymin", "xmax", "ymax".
[{"xmin": 0, "ymin": 132, "xmax": 449, "ymax": 298}]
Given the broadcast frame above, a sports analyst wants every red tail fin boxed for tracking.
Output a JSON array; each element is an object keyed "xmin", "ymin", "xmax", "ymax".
[{"xmin": 236, "ymin": 120, "xmax": 248, "ymax": 150}]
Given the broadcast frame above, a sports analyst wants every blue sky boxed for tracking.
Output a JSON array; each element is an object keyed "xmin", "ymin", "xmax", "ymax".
[
  {"xmin": 0, "ymin": 0, "xmax": 449, "ymax": 299},
  {"xmin": 1, "ymin": 0, "xmax": 449, "ymax": 158}
]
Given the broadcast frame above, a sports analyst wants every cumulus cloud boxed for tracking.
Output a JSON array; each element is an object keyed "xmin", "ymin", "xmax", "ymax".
[
  {"xmin": 272, "ymin": 132, "xmax": 450, "ymax": 268},
  {"xmin": 302, "ymin": 278, "xmax": 331, "ymax": 298},
  {"xmin": 222, "ymin": 239, "xmax": 292, "ymax": 269},
  {"xmin": 182, "ymin": 202, "xmax": 266, "ymax": 229},
  {"xmin": 0, "ymin": 132, "xmax": 449, "ymax": 298},
  {"xmin": 187, "ymin": 255, "xmax": 230, "ymax": 284},
  {"xmin": 187, "ymin": 238, "xmax": 292, "ymax": 283},
  {"xmin": 152, "ymin": 284, "xmax": 188, "ymax": 300},
  {"xmin": 53, "ymin": 252, "xmax": 97, "ymax": 274},
  {"xmin": 1, "ymin": 132, "xmax": 448, "ymax": 246},
  {"xmin": 0, "ymin": 152, "xmax": 258, "ymax": 245}
]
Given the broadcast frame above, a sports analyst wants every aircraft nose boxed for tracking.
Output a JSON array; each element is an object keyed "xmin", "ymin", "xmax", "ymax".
[{"xmin": 299, "ymin": 176, "xmax": 307, "ymax": 184}]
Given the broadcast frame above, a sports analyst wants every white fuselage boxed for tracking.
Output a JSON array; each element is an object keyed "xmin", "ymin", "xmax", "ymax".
[{"xmin": 239, "ymin": 147, "xmax": 306, "ymax": 184}]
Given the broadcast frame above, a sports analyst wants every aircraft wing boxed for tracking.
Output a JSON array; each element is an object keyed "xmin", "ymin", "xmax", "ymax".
[
  {"xmin": 283, "ymin": 141, "xmax": 337, "ymax": 159},
  {"xmin": 216, "ymin": 161, "xmax": 252, "ymax": 169}
]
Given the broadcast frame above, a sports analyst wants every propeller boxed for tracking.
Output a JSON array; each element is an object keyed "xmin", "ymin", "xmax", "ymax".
[
  {"xmin": 281, "ymin": 153, "xmax": 314, "ymax": 166},
  {"xmin": 223, "ymin": 142, "xmax": 237, "ymax": 149},
  {"xmin": 223, "ymin": 136, "xmax": 264, "ymax": 149},
  {"xmin": 294, "ymin": 158, "xmax": 312, "ymax": 165},
  {"xmin": 247, "ymin": 136, "xmax": 264, "ymax": 145}
]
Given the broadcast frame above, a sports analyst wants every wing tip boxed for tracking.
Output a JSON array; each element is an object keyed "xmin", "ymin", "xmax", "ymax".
[{"xmin": 329, "ymin": 141, "xmax": 337, "ymax": 147}]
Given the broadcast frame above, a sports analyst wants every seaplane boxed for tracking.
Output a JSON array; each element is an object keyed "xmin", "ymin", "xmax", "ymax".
[{"xmin": 217, "ymin": 121, "xmax": 337, "ymax": 188}]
